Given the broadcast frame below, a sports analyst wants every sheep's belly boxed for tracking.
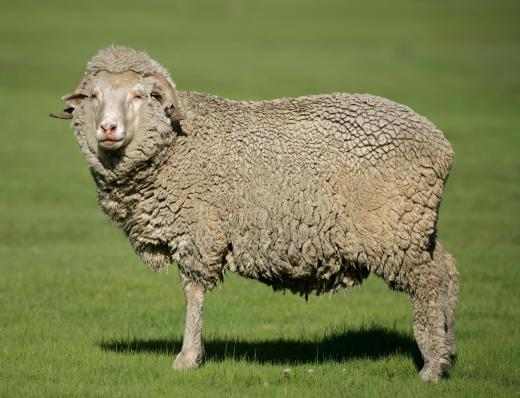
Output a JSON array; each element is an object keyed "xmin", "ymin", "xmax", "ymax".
[{"xmin": 228, "ymin": 254, "xmax": 369, "ymax": 295}]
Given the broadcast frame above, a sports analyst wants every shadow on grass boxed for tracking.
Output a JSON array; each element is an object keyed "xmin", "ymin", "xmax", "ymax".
[{"xmin": 99, "ymin": 325, "xmax": 423, "ymax": 369}]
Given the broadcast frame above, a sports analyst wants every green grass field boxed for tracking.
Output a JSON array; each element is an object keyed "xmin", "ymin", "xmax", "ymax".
[{"xmin": 1, "ymin": 0, "xmax": 519, "ymax": 396}]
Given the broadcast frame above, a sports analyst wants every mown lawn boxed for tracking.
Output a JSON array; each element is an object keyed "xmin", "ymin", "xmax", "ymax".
[{"xmin": 1, "ymin": 0, "xmax": 519, "ymax": 396}]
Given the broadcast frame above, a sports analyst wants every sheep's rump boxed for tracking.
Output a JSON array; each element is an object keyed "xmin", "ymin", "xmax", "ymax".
[{"xmin": 189, "ymin": 92, "xmax": 454, "ymax": 295}]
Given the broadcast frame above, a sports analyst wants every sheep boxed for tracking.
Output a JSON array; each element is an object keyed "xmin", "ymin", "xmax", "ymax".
[{"xmin": 51, "ymin": 46, "xmax": 458, "ymax": 381}]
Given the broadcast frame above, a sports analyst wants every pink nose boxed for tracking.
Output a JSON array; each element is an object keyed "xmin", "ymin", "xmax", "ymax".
[{"xmin": 100, "ymin": 122, "xmax": 117, "ymax": 135}]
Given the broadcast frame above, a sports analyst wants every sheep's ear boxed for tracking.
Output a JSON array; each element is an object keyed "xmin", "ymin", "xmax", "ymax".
[
  {"xmin": 166, "ymin": 103, "xmax": 186, "ymax": 122},
  {"xmin": 152, "ymin": 74, "xmax": 186, "ymax": 122},
  {"xmin": 49, "ymin": 93, "xmax": 86, "ymax": 119},
  {"xmin": 62, "ymin": 92, "xmax": 88, "ymax": 107},
  {"xmin": 49, "ymin": 74, "xmax": 91, "ymax": 120},
  {"xmin": 49, "ymin": 107, "xmax": 74, "ymax": 119}
]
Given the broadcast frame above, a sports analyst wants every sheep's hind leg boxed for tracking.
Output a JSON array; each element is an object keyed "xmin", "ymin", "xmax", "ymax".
[
  {"xmin": 173, "ymin": 279, "xmax": 205, "ymax": 369},
  {"xmin": 410, "ymin": 254, "xmax": 451, "ymax": 382},
  {"xmin": 436, "ymin": 243, "xmax": 458, "ymax": 358}
]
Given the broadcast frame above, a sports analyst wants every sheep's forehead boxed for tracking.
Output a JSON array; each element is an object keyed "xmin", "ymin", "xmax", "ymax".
[{"xmin": 94, "ymin": 70, "xmax": 142, "ymax": 90}]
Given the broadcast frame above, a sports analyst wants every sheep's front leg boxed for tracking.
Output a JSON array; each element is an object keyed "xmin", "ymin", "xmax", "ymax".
[{"xmin": 173, "ymin": 280, "xmax": 205, "ymax": 369}]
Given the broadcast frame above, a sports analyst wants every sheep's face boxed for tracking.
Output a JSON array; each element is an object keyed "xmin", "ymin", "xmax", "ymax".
[
  {"xmin": 88, "ymin": 71, "xmax": 145, "ymax": 151},
  {"xmin": 54, "ymin": 69, "xmax": 185, "ymax": 161}
]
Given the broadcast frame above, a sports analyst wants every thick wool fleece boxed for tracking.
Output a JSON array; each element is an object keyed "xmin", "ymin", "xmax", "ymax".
[
  {"xmin": 88, "ymin": 46, "xmax": 177, "ymax": 88},
  {"xmin": 67, "ymin": 47, "xmax": 458, "ymax": 380}
]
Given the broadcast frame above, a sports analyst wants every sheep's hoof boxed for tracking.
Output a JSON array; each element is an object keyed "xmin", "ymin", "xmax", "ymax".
[
  {"xmin": 419, "ymin": 366, "xmax": 440, "ymax": 382},
  {"xmin": 419, "ymin": 359, "xmax": 450, "ymax": 383},
  {"xmin": 172, "ymin": 350, "xmax": 203, "ymax": 369}
]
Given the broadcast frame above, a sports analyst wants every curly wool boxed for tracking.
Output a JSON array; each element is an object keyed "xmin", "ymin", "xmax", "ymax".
[
  {"xmin": 87, "ymin": 46, "xmax": 177, "ymax": 87},
  {"xmin": 71, "ymin": 48, "xmax": 453, "ymax": 297},
  {"xmin": 66, "ymin": 47, "xmax": 460, "ymax": 379}
]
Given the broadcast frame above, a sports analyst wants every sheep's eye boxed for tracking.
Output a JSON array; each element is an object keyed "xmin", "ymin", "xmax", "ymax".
[
  {"xmin": 133, "ymin": 94, "xmax": 142, "ymax": 100},
  {"xmin": 150, "ymin": 91, "xmax": 163, "ymax": 102}
]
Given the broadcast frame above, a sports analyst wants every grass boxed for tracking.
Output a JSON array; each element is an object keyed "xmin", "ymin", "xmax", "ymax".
[{"xmin": 1, "ymin": 0, "xmax": 519, "ymax": 396}]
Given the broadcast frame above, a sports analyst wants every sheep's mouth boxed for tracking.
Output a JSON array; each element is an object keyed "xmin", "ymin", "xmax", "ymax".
[{"xmin": 98, "ymin": 138, "xmax": 125, "ymax": 150}]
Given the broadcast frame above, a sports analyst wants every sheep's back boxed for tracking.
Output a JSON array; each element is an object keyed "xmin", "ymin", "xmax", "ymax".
[{"xmin": 178, "ymin": 92, "xmax": 453, "ymax": 293}]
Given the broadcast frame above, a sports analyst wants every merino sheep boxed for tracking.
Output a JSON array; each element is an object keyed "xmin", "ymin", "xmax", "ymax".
[{"xmin": 51, "ymin": 46, "xmax": 458, "ymax": 381}]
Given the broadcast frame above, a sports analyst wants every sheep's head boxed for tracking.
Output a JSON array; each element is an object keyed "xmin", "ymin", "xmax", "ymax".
[
  {"xmin": 51, "ymin": 47, "xmax": 185, "ymax": 179},
  {"xmin": 53, "ymin": 70, "xmax": 184, "ymax": 151}
]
